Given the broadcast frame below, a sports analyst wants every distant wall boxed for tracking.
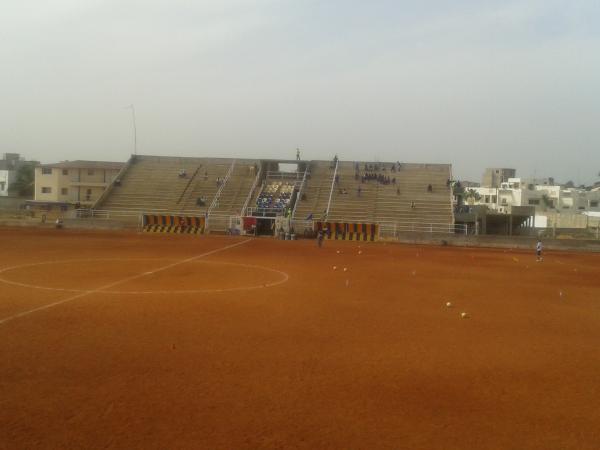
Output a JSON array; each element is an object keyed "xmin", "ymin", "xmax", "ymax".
[
  {"xmin": 0, "ymin": 196, "xmax": 27, "ymax": 211},
  {"xmin": 390, "ymin": 232, "xmax": 600, "ymax": 253}
]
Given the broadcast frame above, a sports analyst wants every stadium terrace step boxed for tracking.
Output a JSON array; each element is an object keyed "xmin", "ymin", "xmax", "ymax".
[{"xmin": 98, "ymin": 156, "xmax": 454, "ymax": 228}]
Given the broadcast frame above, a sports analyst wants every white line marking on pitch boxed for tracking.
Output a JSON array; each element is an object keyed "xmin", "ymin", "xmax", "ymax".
[
  {"xmin": 0, "ymin": 259, "xmax": 289, "ymax": 295},
  {"xmin": 0, "ymin": 239, "xmax": 252, "ymax": 326}
]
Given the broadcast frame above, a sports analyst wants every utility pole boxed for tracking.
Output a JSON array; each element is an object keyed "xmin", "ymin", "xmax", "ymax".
[{"xmin": 125, "ymin": 104, "xmax": 137, "ymax": 155}]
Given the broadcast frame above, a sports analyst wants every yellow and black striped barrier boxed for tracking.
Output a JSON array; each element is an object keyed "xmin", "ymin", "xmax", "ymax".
[
  {"xmin": 315, "ymin": 221, "xmax": 379, "ymax": 241},
  {"xmin": 142, "ymin": 214, "xmax": 206, "ymax": 234}
]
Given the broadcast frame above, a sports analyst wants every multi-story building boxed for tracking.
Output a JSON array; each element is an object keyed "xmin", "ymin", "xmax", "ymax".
[
  {"xmin": 471, "ymin": 178, "xmax": 600, "ymax": 212},
  {"xmin": 481, "ymin": 168, "xmax": 516, "ymax": 188},
  {"xmin": 34, "ymin": 160, "xmax": 124, "ymax": 206}
]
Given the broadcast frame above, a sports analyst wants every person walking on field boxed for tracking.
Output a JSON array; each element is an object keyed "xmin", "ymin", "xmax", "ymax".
[
  {"xmin": 536, "ymin": 240, "xmax": 543, "ymax": 262},
  {"xmin": 317, "ymin": 229, "xmax": 324, "ymax": 248}
]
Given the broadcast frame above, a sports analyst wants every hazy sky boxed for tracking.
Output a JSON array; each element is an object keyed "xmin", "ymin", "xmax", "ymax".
[{"xmin": 2, "ymin": 1, "xmax": 599, "ymax": 183}]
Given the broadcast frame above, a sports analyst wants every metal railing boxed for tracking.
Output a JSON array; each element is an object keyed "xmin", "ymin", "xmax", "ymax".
[
  {"xmin": 177, "ymin": 164, "xmax": 202, "ymax": 205},
  {"xmin": 92, "ymin": 155, "xmax": 134, "ymax": 209},
  {"xmin": 291, "ymin": 168, "xmax": 309, "ymax": 220},
  {"xmin": 264, "ymin": 170, "xmax": 304, "ymax": 181},
  {"xmin": 245, "ymin": 206, "xmax": 286, "ymax": 217},
  {"xmin": 240, "ymin": 164, "xmax": 262, "ymax": 216},
  {"xmin": 325, "ymin": 160, "xmax": 338, "ymax": 217},
  {"xmin": 207, "ymin": 159, "xmax": 236, "ymax": 216},
  {"xmin": 378, "ymin": 221, "xmax": 469, "ymax": 238}
]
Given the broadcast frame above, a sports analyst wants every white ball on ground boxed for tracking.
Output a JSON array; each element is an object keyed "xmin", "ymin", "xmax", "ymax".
[
  {"xmin": 333, "ymin": 266, "xmax": 337, "ymax": 270},
  {"xmin": 460, "ymin": 312, "xmax": 469, "ymax": 319},
  {"xmin": 446, "ymin": 302, "xmax": 452, "ymax": 308},
  {"xmin": 358, "ymin": 250, "xmax": 362, "ymax": 255},
  {"xmin": 343, "ymin": 267, "xmax": 348, "ymax": 272},
  {"xmin": 336, "ymin": 250, "xmax": 340, "ymax": 254}
]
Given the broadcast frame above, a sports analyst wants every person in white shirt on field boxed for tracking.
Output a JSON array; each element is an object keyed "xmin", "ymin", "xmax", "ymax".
[{"xmin": 536, "ymin": 240, "xmax": 543, "ymax": 262}]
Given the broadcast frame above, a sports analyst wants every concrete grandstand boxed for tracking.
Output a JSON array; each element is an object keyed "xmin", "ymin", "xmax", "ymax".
[{"xmin": 92, "ymin": 155, "xmax": 456, "ymax": 236}]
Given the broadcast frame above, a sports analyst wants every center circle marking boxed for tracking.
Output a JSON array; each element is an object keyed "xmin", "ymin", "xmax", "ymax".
[{"xmin": 0, "ymin": 258, "xmax": 289, "ymax": 295}]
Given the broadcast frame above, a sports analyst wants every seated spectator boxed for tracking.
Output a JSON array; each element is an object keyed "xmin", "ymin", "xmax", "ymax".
[
  {"xmin": 396, "ymin": 187, "xmax": 400, "ymax": 195},
  {"xmin": 427, "ymin": 184, "xmax": 433, "ymax": 192},
  {"xmin": 179, "ymin": 169, "xmax": 187, "ymax": 178},
  {"xmin": 55, "ymin": 217, "xmax": 63, "ymax": 229},
  {"xmin": 114, "ymin": 179, "xmax": 121, "ymax": 186},
  {"xmin": 301, "ymin": 193, "xmax": 307, "ymax": 201},
  {"xmin": 410, "ymin": 201, "xmax": 416, "ymax": 209},
  {"xmin": 196, "ymin": 197, "xmax": 206, "ymax": 207}
]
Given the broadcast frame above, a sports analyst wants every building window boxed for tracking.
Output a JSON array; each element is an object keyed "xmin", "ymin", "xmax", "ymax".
[
  {"xmin": 0, "ymin": 182, "xmax": 5, "ymax": 191},
  {"xmin": 87, "ymin": 169, "xmax": 94, "ymax": 175},
  {"xmin": 528, "ymin": 199, "xmax": 540, "ymax": 205},
  {"xmin": 578, "ymin": 206, "xmax": 586, "ymax": 210},
  {"xmin": 491, "ymin": 195, "xmax": 497, "ymax": 203},
  {"xmin": 62, "ymin": 169, "xmax": 68, "ymax": 176},
  {"xmin": 61, "ymin": 188, "xmax": 68, "ymax": 195},
  {"xmin": 41, "ymin": 168, "xmax": 52, "ymax": 175},
  {"xmin": 591, "ymin": 201, "xmax": 599, "ymax": 208},
  {"xmin": 41, "ymin": 187, "xmax": 52, "ymax": 193}
]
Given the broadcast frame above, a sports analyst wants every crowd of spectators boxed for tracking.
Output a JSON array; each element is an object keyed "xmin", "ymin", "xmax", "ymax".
[
  {"xmin": 360, "ymin": 172, "xmax": 396, "ymax": 185},
  {"xmin": 256, "ymin": 182, "xmax": 294, "ymax": 210}
]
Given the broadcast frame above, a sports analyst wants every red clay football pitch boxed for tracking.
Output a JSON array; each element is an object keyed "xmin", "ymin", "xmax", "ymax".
[{"xmin": 1, "ymin": 228, "xmax": 600, "ymax": 449}]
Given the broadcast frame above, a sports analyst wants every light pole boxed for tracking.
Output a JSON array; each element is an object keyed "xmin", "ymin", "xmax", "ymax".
[{"xmin": 125, "ymin": 104, "xmax": 137, "ymax": 155}]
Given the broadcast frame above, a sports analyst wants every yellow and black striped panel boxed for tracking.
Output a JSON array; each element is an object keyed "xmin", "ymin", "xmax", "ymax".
[
  {"xmin": 315, "ymin": 221, "xmax": 378, "ymax": 241},
  {"xmin": 143, "ymin": 215, "xmax": 206, "ymax": 234}
]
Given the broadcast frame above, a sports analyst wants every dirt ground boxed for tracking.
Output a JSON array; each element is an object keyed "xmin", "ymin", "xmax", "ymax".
[{"xmin": 1, "ymin": 227, "xmax": 600, "ymax": 450}]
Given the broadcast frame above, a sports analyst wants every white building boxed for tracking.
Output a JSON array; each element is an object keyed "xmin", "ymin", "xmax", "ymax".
[{"xmin": 465, "ymin": 178, "xmax": 600, "ymax": 228}]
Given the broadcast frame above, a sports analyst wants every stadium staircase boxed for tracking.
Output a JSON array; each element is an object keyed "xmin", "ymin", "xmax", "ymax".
[
  {"xmin": 292, "ymin": 161, "xmax": 336, "ymax": 221},
  {"xmin": 99, "ymin": 155, "xmax": 206, "ymax": 214}
]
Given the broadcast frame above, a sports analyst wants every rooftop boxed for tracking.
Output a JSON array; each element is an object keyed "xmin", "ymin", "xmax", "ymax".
[{"xmin": 41, "ymin": 160, "xmax": 124, "ymax": 170}]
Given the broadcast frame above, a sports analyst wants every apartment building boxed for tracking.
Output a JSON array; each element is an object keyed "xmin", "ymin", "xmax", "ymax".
[{"xmin": 34, "ymin": 160, "xmax": 124, "ymax": 206}]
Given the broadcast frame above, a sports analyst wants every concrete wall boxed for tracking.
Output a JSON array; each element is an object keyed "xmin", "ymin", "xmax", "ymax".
[
  {"xmin": 537, "ymin": 212, "xmax": 600, "ymax": 229},
  {"xmin": 0, "ymin": 196, "xmax": 27, "ymax": 211},
  {"xmin": 391, "ymin": 232, "xmax": 600, "ymax": 252}
]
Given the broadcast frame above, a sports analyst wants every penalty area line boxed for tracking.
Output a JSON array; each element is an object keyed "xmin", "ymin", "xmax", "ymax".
[{"xmin": 0, "ymin": 239, "xmax": 252, "ymax": 326}]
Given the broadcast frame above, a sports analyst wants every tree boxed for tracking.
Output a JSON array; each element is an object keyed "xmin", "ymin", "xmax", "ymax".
[
  {"xmin": 565, "ymin": 180, "xmax": 575, "ymax": 188},
  {"xmin": 541, "ymin": 194, "xmax": 554, "ymax": 209},
  {"xmin": 9, "ymin": 164, "xmax": 35, "ymax": 197},
  {"xmin": 466, "ymin": 188, "xmax": 481, "ymax": 202},
  {"xmin": 453, "ymin": 181, "xmax": 465, "ymax": 206}
]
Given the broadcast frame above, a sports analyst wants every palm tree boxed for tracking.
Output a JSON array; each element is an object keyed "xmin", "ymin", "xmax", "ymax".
[{"xmin": 466, "ymin": 188, "xmax": 481, "ymax": 202}]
